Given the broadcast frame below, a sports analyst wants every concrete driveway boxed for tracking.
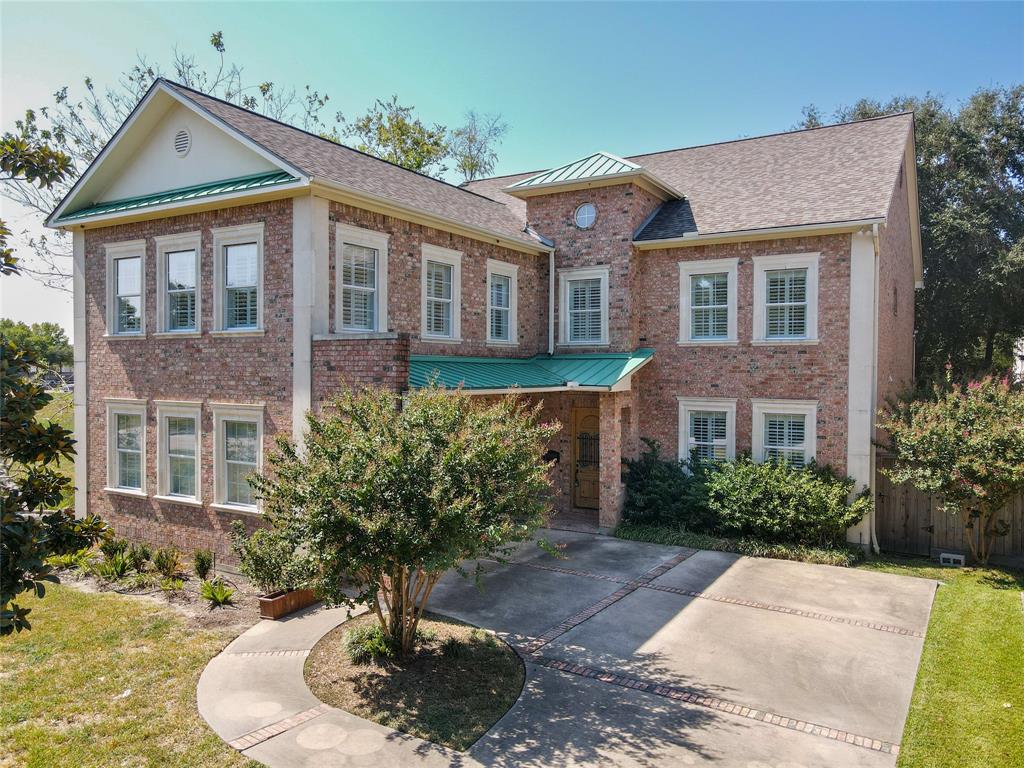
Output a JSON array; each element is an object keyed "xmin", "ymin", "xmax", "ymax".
[{"xmin": 428, "ymin": 530, "xmax": 937, "ymax": 767}]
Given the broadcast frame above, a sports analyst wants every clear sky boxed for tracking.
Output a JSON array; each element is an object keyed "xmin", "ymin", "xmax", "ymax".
[{"xmin": 2, "ymin": 1, "xmax": 1022, "ymax": 338}]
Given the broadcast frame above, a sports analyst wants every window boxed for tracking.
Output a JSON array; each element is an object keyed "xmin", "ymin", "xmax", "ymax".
[
  {"xmin": 335, "ymin": 224, "xmax": 389, "ymax": 333},
  {"xmin": 751, "ymin": 399, "xmax": 817, "ymax": 468},
  {"xmin": 156, "ymin": 402, "xmax": 201, "ymax": 502},
  {"xmin": 487, "ymin": 260, "xmax": 519, "ymax": 344},
  {"xmin": 559, "ymin": 267, "xmax": 609, "ymax": 345},
  {"xmin": 574, "ymin": 203, "xmax": 597, "ymax": 230},
  {"xmin": 678, "ymin": 258, "xmax": 738, "ymax": 343},
  {"xmin": 420, "ymin": 244, "xmax": 462, "ymax": 341},
  {"xmin": 212, "ymin": 404, "xmax": 263, "ymax": 511},
  {"xmin": 105, "ymin": 240, "xmax": 146, "ymax": 336},
  {"xmin": 105, "ymin": 399, "xmax": 147, "ymax": 494},
  {"xmin": 154, "ymin": 232, "xmax": 201, "ymax": 333},
  {"xmin": 212, "ymin": 223, "xmax": 264, "ymax": 332},
  {"xmin": 752, "ymin": 253, "xmax": 819, "ymax": 343},
  {"xmin": 677, "ymin": 398, "xmax": 736, "ymax": 463}
]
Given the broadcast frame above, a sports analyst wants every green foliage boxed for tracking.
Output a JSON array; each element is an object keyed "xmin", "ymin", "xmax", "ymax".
[
  {"xmin": 621, "ymin": 439, "xmax": 710, "ymax": 528},
  {"xmin": 343, "ymin": 95, "xmax": 450, "ymax": 177},
  {"xmin": 199, "ymin": 579, "xmax": 234, "ymax": 608},
  {"xmin": 450, "ymin": 111, "xmax": 507, "ymax": 182},
  {"xmin": 152, "ymin": 547, "xmax": 182, "ymax": 578},
  {"xmin": 45, "ymin": 547, "xmax": 94, "ymax": 571},
  {"xmin": 99, "ymin": 537, "xmax": 129, "ymax": 561},
  {"xmin": 343, "ymin": 623, "xmax": 397, "ymax": 664},
  {"xmin": 230, "ymin": 522, "xmax": 309, "ymax": 594},
  {"xmin": 254, "ymin": 385, "xmax": 558, "ymax": 657},
  {"xmin": 0, "ymin": 320, "xmax": 72, "ymax": 370},
  {"xmin": 160, "ymin": 577, "xmax": 185, "ymax": 593},
  {"xmin": 125, "ymin": 543, "xmax": 151, "ymax": 573},
  {"xmin": 94, "ymin": 551, "xmax": 131, "ymax": 581},
  {"xmin": 192, "ymin": 549, "xmax": 214, "ymax": 580},
  {"xmin": 879, "ymin": 374, "xmax": 1024, "ymax": 563}
]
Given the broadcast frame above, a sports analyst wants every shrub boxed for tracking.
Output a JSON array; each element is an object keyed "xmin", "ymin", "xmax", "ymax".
[
  {"xmin": 343, "ymin": 624, "xmax": 397, "ymax": 664},
  {"xmin": 126, "ymin": 543, "xmax": 151, "ymax": 573},
  {"xmin": 200, "ymin": 579, "xmax": 235, "ymax": 608},
  {"xmin": 99, "ymin": 538, "xmax": 129, "ymax": 561},
  {"xmin": 93, "ymin": 551, "xmax": 130, "ymax": 580},
  {"xmin": 46, "ymin": 548, "xmax": 93, "ymax": 571},
  {"xmin": 193, "ymin": 549, "xmax": 214, "ymax": 580},
  {"xmin": 441, "ymin": 637, "xmax": 464, "ymax": 659},
  {"xmin": 160, "ymin": 577, "xmax": 185, "ymax": 593},
  {"xmin": 230, "ymin": 523, "xmax": 308, "ymax": 594},
  {"xmin": 152, "ymin": 547, "xmax": 182, "ymax": 578}
]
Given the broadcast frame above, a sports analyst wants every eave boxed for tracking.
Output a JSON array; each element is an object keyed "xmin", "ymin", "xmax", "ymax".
[{"xmin": 632, "ymin": 217, "xmax": 887, "ymax": 250}]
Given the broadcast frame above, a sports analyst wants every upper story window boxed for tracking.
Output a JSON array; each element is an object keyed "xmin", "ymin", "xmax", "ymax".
[
  {"xmin": 678, "ymin": 258, "xmax": 738, "ymax": 344},
  {"xmin": 559, "ymin": 266, "xmax": 609, "ymax": 346},
  {"xmin": 678, "ymin": 397, "xmax": 736, "ymax": 464},
  {"xmin": 487, "ymin": 259, "xmax": 519, "ymax": 344},
  {"xmin": 212, "ymin": 403, "xmax": 263, "ymax": 511},
  {"xmin": 212, "ymin": 223, "xmax": 264, "ymax": 334},
  {"xmin": 574, "ymin": 203, "xmax": 597, "ymax": 230},
  {"xmin": 751, "ymin": 399, "xmax": 817, "ymax": 469},
  {"xmin": 336, "ymin": 224, "xmax": 389, "ymax": 334},
  {"xmin": 420, "ymin": 244, "xmax": 462, "ymax": 342},
  {"xmin": 753, "ymin": 253, "xmax": 819, "ymax": 344},
  {"xmin": 105, "ymin": 399, "xmax": 147, "ymax": 494},
  {"xmin": 156, "ymin": 401, "xmax": 201, "ymax": 503},
  {"xmin": 105, "ymin": 240, "xmax": 146, "ymax": 336},
  {"xmin": 154, "ymin": 232, "xmax": 201, "ymax": 334}
]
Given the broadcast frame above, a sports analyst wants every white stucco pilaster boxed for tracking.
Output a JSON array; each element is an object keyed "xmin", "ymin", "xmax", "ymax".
[
  {"xmin": 311, "ymin": 197, "xmax": 330, "ymax": 336},
  {"xmin": 291, "ymin": 195, "xmax": 329, "ymax": 445},
  {"xmin": 72, "ymin": 229, "xmax": 88, "ymax": 518}
]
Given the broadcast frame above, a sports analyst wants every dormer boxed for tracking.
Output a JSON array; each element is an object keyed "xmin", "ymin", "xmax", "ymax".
[{"xmin": 502, "ymin": 151, "xmax": 683, "ymax": 202}]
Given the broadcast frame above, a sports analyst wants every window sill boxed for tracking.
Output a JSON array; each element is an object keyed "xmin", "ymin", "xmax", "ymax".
[
  {"xmin": 153, "ymin": 331, "xmax": 201, "ymax": 339},
  {"xmin": 104, "ymin": 487, "xmax": 147, "ymax": 498},
  {"xmin": 677, "ymin": 339, "xmax": 739, "ymax": 347},
  {"xmin": 210, "ymin": 502, "xmax": 261, "ymax": 516},
  {"xmin": 420, "ymin": 336, "xmax": 463, "ymax": 344},
  {"xmin": 486, "ymin": 340, "xmax": 519, "ymax": 347},
  {"xmin": 103, "ymin": 333, "xmax": 146, "ymax": 340},
  {"xmin": 557, "ymin": 341, "xmax": 610, "ymax": 348},
  {"xmin": 154, "ymin": 494, "xmax": 203, "ymax": 508},
  {"xmin": 751, "ymin": 338, "xmax": 819, "ymax": 346},
  {"xmin": 210, "ymin": 329, "xmax": 266, "ymax": 338},
  {"xmin": 315, "ymin": 331, "xmax": 399, "ymax": 341}
]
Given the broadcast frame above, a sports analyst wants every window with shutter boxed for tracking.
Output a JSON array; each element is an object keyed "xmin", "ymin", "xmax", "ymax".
[{"xmin": 341, "ymin": 242, "xmax": 377, "ymax": 331}]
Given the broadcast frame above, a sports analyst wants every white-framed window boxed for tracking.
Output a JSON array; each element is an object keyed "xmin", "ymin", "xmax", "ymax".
[
  {"xmin": 335, "ymin": 223, "xmax": 389, "ymax": 333},
  {"xmin": 559, "ymin": 266, "xmax": 609, "ymax": 345},
  {"xmin": 105, "ymin": 240, "xmax": 146, "ymax": 336},
  {"xmin": 420, "ymin": 244, "xmax": 462, "ymax": 341},
  {"xmin": 211, "ymin": 404, "xmax": 263, "ymax": 511},
  {"xmin": 155, "ymin": 401, "xmax": 202, "ymax": 504},
  {"xmin": 751, "ymin": 399, "xmax": 817, "ymax": 468},
  {"xmin": 752, "ymin": 253, "xmax": 819, "ymax": 343},
  {"xmin": 105, "ymin": 399, "xmax": 147, "ymax": 494},
  {"xmin": 677, "ymin": 397, "xmax": 736, "ymax": 463},
  {"xmin": 574, "ymin": 203, "xmax": 597, "ymax": 230},
  {"xmin": 486, "ymin": 259, "xmax": 519, "ymax": 344},
  {"xmin": 154, "ymin": 232, "xmax": 201, "ymax": 334},
  {"xmin": 212, "ymin": 223, "xmax": 264, "ymax": 333},
  {"xmin": 679, "ymin": 258, "xmax": 738, "ymax": 344}
]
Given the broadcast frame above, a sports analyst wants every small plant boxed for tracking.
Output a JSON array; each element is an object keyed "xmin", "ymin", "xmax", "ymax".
[
  {"xmin": 122, "ymin": 571, "xmax": 159, "ymax": 590},
  {"xmin": 160, "ymin": 577, "xmax": 185, "ymax": 593},
  {"xmin": 441, "ymin": 637, "xmax": 464, "ymax": 659},
  {"xmin": 193, "ymin": 549, "xmax": 214, "ymax": 580},
  {"xmin": 230, "ymin": 522, "xmax": 309, "ymax": 595},
  {"xmin": 126, "ymin": 543, "xmax": 151, "ymax": 573},
  {"xmin": 153, "ymin": 547, "xmax": 182, "ymax": 578},
  {"xmin": 200, "ymin": 578, "xmax": 235, "ymax": 608},
  {"xmin": 46, "ymin": 548, "xmax": 94, "ymax": 571},
  {"xmin": 99, "ymin": 537, "xmax": 129, "ymax": 561},
  {"xmin": 94, "ymin": 550, "xmax": 131, "ymax": 580},
  {"xmin": 343, "ymin": 624, "xmax": 397, "ymax": 664}
]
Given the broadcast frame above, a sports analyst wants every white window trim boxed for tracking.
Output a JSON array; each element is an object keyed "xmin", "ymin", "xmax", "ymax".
[
  {"xmin": 677, "ymin": 397, "xmax": 737, "ymax": 462},
  {"xmin": 678, "ymin": 257, "xmax": 738, "ymax": 345},
  {"xmin": 752, "ymin": 252, "xmax": 819, "ymax": 344},
  {"xmin": 210, "ymin": 403, "xmax": 264, "ymax": 513},
  {"xmin": 212, "ymin": 222, "xmax": 265, "ymax": 333},
  {"xmin": 335, "ymin": 223, "xmax": 389, "ymax": 334},
  {"xmin": 420, "ymin": 244, "xmax": 462, "ymax": 342},
  {"xmin": 750, "ymin": 399, "xmax": 817, "ymax": 464},
  {"xmin": 486, "ymin": 259, "xmax": 519, "ymax": 345},
  {"xmin": 104, "ymin": 239, "xmax": 147, "ymax": 337},
  {"xmin": 558, "ymin": 266, "xmax": 610, "ymax": 346},
  {"xmin": 155, "ymin": 400, "xmax": 202, "ymax": 505},
  {"xmin": 154, "ymin": 232, "xmax": 202, "ymax": 334},
  {"xmin": 105, "ymin": 398, "xmax": 147, "ymax": 495}
]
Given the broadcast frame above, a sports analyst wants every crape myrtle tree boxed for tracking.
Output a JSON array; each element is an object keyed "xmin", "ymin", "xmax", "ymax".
[
  {"xmin": 250, "ymin": 386, "xmax": 558, "ymax": 657},
  {"xmin": 878, "ymin": 372, "xmax": 1024, "ymax": 564}
]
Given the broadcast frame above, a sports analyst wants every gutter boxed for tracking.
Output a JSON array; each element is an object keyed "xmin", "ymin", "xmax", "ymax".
[
  {"xmin": 869, "ymin": 222, "xmax": 881, "ymax": 555},
  {"xmin": 548, "ymin": 250, "xmax": 555, "ymax": 354},
  {"xmin": 633, "ymin": 217, "xmax": 887, "ymax": 249}
]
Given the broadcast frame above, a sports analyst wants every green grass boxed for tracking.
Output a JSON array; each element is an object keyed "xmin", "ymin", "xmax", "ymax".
[
  {"xmin": 37, "ymin": 389, "xmax": 75, "ymax": 508},
  {"xmin": 613, "ymin": 521, "xmax": 864, "ymax": 566},
  {"xmin": 857, "ymin": 557, "xmax": 1024, "ymax": 768},
  {"xmin": 0, "ymin": 584, "xmax": 255, "ymax": 768}
]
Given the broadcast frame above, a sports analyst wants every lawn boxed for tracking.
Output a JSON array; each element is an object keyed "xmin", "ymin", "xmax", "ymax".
[
  {"xmin": 37, "ymin": 389, "xmax": 75, "ymax": 508},
  {"xmin": 856, "ymin": 557, "xmax": 1024, "ymax": 768},
  {"xmin": 0, "ymin": 584, "xmax": 256, "ymax": 768}
]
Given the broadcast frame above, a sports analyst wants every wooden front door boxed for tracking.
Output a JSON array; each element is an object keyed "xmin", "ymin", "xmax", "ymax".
[{"xmin": 572, "ymin": 408, "xmax": 600, "ymax": 509}]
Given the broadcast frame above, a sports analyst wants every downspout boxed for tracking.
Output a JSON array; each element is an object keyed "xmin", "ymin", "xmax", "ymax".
[
  {"xmin": 869, "ymin": 222, "xmax": 881, "ymax": 554},
  {"xmin": 548, "ymin": 249, "xmax": 555, "ymax": 355}
]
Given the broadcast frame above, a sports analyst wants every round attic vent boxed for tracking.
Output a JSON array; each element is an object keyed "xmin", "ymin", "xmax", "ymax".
[{"xmin": 173, "ymin": 128, "xmax": 191, "ymax": 157}]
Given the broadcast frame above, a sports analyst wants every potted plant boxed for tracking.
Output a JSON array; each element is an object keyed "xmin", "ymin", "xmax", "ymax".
[{"xmin": 231, "ymin": 522, "xmax": 316, "ymax": 619}]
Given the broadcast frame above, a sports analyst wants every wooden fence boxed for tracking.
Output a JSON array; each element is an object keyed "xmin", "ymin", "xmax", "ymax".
[{"xmin": 875, "ymin": 454, "xmax": 1024, "ymax": 564}]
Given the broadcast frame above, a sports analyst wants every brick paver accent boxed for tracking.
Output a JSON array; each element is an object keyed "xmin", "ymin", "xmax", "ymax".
[
  {"xmin": 225, "ymin": 649, "xmax": 311, "ymax": 658},
  {"xmin": 227, "ymin": 703, "xmax": 332, "ymax": 751},
  {"xmin": 530, "ymin": 655, "xmax": 900, "ymax": 756}
]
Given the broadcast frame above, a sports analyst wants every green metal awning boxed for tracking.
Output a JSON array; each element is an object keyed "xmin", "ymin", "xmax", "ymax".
[
  {"xmin": 409, "ymin": 349, "xmax": 654, "ymax": 393},
  {"xmin": 53, "ymin": 170, "xmax": 300, "ymax": 223},
  {"xmin": 507, "ymin": 151, "xmax": 640, "ymax": 190}
]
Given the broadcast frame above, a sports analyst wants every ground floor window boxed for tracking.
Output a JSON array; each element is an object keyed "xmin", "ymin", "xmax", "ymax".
[
  {"xmin": 211, "ymin": 404, "xmax": 263, "ymax": 511},
  {"xmin": 677, "ymin": 398, "xmax": 736, "ymax": 463},
  {"xmin": 156, "ymin": 402, "xmax": 201, "ymax": 502},
  {"xmin": 751, "ymin": 399, "xmax": 817, "ymax": 468},
  {"xmin": 106, "ymin": 400, "xmax": 147, "ymax": 493}
]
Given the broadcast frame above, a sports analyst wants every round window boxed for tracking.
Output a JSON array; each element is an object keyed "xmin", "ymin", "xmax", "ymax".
[{"xmin": 574, "ymin": 203, "xmax": 597, "ymax": 230}]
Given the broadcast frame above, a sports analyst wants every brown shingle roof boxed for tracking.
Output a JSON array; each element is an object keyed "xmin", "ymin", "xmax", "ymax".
[
  {"xmin": 465, "ymin": 114, "xmax": 913, "ymax": 238},
  {"xmin": 165, "ymin": 81, "xmax": 540, "ymax": 248}
]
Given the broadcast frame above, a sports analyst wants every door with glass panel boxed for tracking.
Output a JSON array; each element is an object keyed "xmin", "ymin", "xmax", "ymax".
[{"xmin": 572, "ymin": 408, "xmax": 600, "ymax": 509}]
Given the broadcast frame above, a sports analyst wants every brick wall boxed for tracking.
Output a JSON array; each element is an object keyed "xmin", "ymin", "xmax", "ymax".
[
  {"xmin": 311, "ymin": 334, "xmax": 411, "ymax": 408},
  {"xmin": 83, "ymin": 200, "xmax": 293, "ymax": 562}
]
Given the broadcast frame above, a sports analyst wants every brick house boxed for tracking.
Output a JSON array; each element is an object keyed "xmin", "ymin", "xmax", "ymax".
[{"xmin": 47, "ymin": 80, "xmax": 922, "ymax": 560}]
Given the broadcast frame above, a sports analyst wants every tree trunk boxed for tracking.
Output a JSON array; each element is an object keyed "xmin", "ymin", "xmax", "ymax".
[
  {"xmin": 982, "ymin": 325, "xmax": 996, "ymax": 370},
  {"xmin": 374, "ymin": 565, "xmax": 442, "ymax": 658}
]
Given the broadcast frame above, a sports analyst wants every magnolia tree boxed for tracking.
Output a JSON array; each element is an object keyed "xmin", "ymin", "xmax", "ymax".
[
  {"xmin": 250, "ymin": 386, "xmax": 558, "ymax": 657},
  {"xmin": 879, "ymin": 374, "xmax": 1024, "ymax": 563}
]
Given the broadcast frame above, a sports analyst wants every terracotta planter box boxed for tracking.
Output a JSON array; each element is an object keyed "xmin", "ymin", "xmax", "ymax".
[{"xmin": 258, "ymin": 588, "xmax": 318, "ymax": 620}]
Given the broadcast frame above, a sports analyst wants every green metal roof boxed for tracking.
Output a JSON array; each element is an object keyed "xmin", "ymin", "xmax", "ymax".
[
  {"xmin": 54, "ymin": 170, "xmax": 300, "ymax": 223},
  {"xmin": 409, "ymin": 349, "xmax": 654, "ymax": 392},
  {"xmin": 508, "ymin": 152, "xmax": 641, "ymax": 190}
]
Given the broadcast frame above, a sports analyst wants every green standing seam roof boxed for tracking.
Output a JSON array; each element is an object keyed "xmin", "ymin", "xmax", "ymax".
[
  {"xmin": 409, "ymin": 349, "xmax": 654, "ymax": 392},
  {"xmin": 54, "ymin": 170, "xmax": 300, "ymax": 223},
  {"xmin": 507, "ymin": 151, "xmax": 641, "ymax": 189}
]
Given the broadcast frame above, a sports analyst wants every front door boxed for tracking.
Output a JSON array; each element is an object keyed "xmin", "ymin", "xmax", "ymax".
[{"xmin": 572, "ymin": 408, "xmax": 600, "ymax": 509}]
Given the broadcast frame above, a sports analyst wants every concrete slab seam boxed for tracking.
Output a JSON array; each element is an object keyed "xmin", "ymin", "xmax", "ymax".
[
  {"xmin": 227, "ymin": 703, "xmax": 332, "ymax": 751},
  {"xmin": 226, "ymin": 649, "xmax": 312, "ymax": 658}
]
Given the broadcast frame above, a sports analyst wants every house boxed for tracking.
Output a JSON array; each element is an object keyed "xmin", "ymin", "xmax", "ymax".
[{"xmin": 47, "ymin": 79, "xmax": 922, "ymax": 560}]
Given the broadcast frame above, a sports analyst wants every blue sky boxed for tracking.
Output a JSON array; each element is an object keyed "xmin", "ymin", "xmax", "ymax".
[{"xmin": 2, "ymin": 1, "xmax": 1022, "ymax": 333}]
